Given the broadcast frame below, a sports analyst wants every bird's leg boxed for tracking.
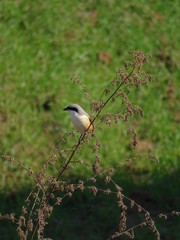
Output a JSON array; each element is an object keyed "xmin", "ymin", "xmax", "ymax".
[{"xmin": 78, "ymin": 134, "xmax": 83, "ymax": 144}]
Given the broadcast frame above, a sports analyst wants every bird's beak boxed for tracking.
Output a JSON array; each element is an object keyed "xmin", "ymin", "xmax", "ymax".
[{"xmin": 64, "ymin": 107, "xmax": 68, "ymax": 111}]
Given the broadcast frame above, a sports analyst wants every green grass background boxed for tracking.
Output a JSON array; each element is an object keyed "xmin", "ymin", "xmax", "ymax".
[{"xmin": 0, "ymin": 0, "xmax": 180, "ymax": 239}]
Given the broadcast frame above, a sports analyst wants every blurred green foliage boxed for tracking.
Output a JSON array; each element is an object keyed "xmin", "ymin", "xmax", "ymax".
[{"xmin": 0, "ymin": 0, "xmax": 180, "ymax": 239}]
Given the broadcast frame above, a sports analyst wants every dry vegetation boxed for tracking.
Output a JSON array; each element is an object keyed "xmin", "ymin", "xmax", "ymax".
[{"xmin": 1, "ymin": 51, "xmax": 179, "ymax": 240}]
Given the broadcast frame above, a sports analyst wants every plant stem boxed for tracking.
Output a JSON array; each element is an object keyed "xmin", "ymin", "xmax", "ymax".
[{"xmin": 30, "ymin": 66, "xmax": 135, "ymax": 240}]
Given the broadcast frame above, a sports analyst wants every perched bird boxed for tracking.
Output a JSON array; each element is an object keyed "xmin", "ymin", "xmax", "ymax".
[{"xmin": 64, "ymin": 104, "xmax": 94, "ymax": 134}]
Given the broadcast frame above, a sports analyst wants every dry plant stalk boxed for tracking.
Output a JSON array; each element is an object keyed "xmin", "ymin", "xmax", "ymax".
[{"xmin": 1, "ymin": 50, "xmax": 179, "ymax": 240}]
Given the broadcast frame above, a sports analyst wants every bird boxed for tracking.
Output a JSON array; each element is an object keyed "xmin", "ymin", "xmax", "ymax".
[{"xmin": 64, "ymin": 104, "xmax": 94, "ymax": 135}]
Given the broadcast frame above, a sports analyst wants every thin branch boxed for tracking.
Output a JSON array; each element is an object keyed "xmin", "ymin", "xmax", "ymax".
[{"xmin": 30, "ymin": 66, "xmax": 136, "ymax": 240}]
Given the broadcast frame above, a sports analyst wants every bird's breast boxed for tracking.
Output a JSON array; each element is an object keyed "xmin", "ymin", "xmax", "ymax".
[{"xmin": 70, "ymin": 113, "xmax": 92, "ymax": 134}]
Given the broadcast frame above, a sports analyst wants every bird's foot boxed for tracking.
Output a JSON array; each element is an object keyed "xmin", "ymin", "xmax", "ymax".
[{"xmin": 78, "ymin": 135, "xmax": 83, "ymax": 145}]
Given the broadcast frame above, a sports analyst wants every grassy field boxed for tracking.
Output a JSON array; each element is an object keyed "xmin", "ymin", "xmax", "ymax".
[{"xmin": 0, "ymin": 0, "xmax": 180, "ymax": 239}]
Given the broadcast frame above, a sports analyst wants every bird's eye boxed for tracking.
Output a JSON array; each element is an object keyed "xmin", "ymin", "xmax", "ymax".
[
  {"xmin": 74, "ymin": 107, "xmax": 78, "ymax": 113},
  {"xmin": 68, "ymin": 107, "xmax": 78, "ymax": 113}
]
